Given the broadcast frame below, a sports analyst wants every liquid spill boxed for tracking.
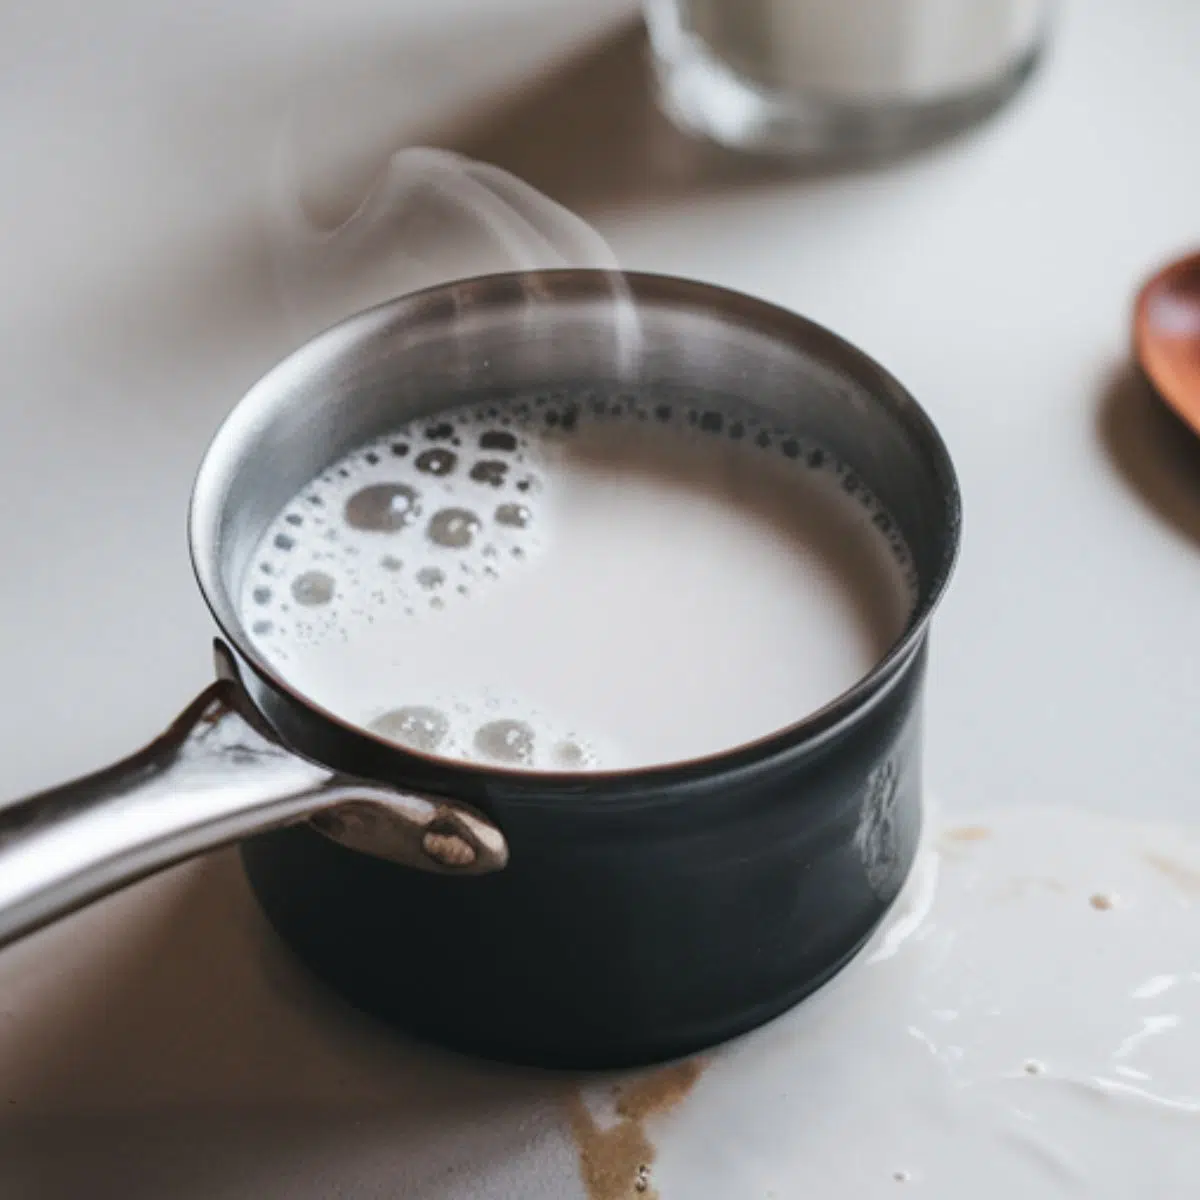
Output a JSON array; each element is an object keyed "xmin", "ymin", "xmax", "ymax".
[
  {"xmin": 561, "ymin": 807, "xmax": 1200, "ymax": 1199},
  {"xmin": 567, "ymin": 1060, "xmax": 706, "ymax": 1200}
]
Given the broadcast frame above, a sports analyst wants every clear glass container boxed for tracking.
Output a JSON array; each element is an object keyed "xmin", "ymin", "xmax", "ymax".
[{"xmin": 643, "ymin": 0, "xmax": 1053, "ymax": 156}]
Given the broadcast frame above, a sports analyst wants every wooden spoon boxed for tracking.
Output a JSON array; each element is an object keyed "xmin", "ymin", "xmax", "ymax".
[{"xmin": 1134, "ymin": 250, "xmax": 1200, "ymax": 435}]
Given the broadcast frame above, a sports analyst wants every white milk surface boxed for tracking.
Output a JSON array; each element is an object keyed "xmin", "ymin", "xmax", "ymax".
[{"xmin": 240, "ymin": 389, "xmax": 916, "ymax": 770}]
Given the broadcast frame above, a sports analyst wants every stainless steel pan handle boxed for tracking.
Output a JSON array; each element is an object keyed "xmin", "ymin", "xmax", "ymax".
[{"xmin": 0, "ymin": 676, "xmax": 507, "ymax": 950}]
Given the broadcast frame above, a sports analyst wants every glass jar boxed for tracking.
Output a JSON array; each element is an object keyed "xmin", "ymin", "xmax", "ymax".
[{"xmin": 643, "ymin": 0, "xmax": 1054, "ymax": 156}]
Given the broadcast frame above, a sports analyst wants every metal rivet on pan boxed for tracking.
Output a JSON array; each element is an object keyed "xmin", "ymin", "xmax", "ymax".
[{"xmin": 422, "ymin": 830, "xmax": 478, "ymax": 868}]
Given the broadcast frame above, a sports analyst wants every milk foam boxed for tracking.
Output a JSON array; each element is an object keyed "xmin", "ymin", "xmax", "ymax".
[{"xmin": 240, "ymin": 388, "xmax": 917, "ymax": 770}]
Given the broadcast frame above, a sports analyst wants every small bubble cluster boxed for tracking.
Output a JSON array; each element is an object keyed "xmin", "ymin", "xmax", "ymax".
[
  {"xmin": 240, "ymin": 398, "xmax": 552, "ymax": 653},
  {"xmin": 368, "ymin": 696, "xmax": 600, "ymax": 769}
]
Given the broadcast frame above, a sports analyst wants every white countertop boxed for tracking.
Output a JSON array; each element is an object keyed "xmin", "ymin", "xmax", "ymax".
[{"xmin": 1, "ymin": 0, "xmax": 1198, "ymax": 1195}]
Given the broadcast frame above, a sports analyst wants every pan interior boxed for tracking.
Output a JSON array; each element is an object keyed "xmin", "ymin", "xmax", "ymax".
[{"xmin": 190, "ymin": 273, "xmax": 959, "ymax": 775}]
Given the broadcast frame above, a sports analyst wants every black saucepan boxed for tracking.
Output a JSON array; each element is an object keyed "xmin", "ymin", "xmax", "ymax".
[{"xmin": 0, "ymin": 271, "xmax": 960, "ymax": 1069}]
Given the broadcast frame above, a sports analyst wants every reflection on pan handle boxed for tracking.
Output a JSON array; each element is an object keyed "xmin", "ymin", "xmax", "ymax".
[{"xmin": 0, "ymin": 670, "xmax": 507, "ymax": 950}]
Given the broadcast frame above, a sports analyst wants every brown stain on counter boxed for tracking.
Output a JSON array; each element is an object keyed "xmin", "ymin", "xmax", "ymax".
[
  {"xmin": 937, "ymin": 825, "xmax": 993, "ymax": 861},
  {"xmin": 567, "ymin": 1058, "xmax": 707, "ymax": 1199},
  {"xmin": 941, "ymin": 825, "xmax": 991, "ymax": 844},
  {"xmin": 1144, "ymin": 851, "xmax": 1200, "ymax": 897}
]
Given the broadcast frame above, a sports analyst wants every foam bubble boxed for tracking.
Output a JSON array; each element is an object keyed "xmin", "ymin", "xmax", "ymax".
[
  {"xmin": 345, "ymin": 483, "xmax": 420, "ymax": 532},
  {"xmin": 371, "ymin": 705, "xmax": 450, "ymax": 753},
  {"xmin": 474, "ymin": 719, "xmax": 536, "ymax": 766},
  {"xmin": 554, "ymin": 740, "xmax": 588, "ymax": 769},
  {"xmin": 495, "ymin": 503, "xmax": 530, "ymax": 529},
  {"xmin": 480, "ymin": 430, "xmax": 517, "ymax": 452},
  {"xmin": 469, "ymin": 460, "xmax": 509, "ymax": 486},
  {"xmin": 426, "ymin": 507, "xmax": 482, "ymax": 550},
  {"xmin": 415, "ymin": 448, "xmax": 457, "ymax": 477},
  {"xmin": 291, "ymin": 570, "xmax": 335, "ymax": 606}
]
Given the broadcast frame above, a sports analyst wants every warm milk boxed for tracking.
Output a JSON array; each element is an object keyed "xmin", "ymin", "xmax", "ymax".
[{"xmin": 240, "ymin": 387, "xmax": 916, "ymax": 770}]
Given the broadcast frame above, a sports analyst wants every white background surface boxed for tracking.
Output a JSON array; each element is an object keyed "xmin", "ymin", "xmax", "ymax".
[{"xmin": 0, "ymin": 0, "xmax": 1197, "ymax": 1195}]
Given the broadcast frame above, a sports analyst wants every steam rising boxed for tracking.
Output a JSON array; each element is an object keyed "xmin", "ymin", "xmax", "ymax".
[{"xmin": 267, "ymin": 142, "xmax": 638, "ymax": 368}]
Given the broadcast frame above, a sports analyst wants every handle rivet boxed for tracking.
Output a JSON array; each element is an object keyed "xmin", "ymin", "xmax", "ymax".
[{"xmin": 422, "ymin": 830, "xmax": 477, "ymax": 868}]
